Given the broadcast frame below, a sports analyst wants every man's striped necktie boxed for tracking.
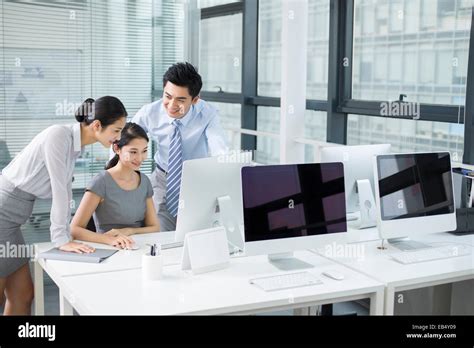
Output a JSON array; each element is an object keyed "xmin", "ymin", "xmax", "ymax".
[{"xmin": 166, "ymin": 119, "xmax": 183, "ymax": 217}]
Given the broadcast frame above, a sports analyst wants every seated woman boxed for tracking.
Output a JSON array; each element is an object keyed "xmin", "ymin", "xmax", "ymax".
[{"xmin": 71, "ymin": 122, "xmax": 160, "ymax": 249}]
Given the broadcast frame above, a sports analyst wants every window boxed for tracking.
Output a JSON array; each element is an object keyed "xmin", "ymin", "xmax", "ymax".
[
  {"xmin": 258, "ymin": 0, "xmax": 330, "ymax": 100},
  {"xmin": 153, "ymin": 1, "xmax": 185, "ymax": 91},
  {"xmin": 353, "ymin": 0, "xmax": 472, "ymax": 105},
  {"xmin": 304, "ymin": 111, "xmax": 327, "ymax": 163},
  {"xmin": 198, "ymin": 0, "xmax": 241, "ymax": 8},
  {"xmin": 200, "ymin": 14, "xmax": 243, "ymax": 93},
  {"xmin": 348, "ymin": 114, "xmax": 464, "ymax": 162},
  {"xmin": 208, "ymin": 102, "xmax": 241, "ymax": 151},
  {"xmin": 0, "ymin": 0, "xmax": 162, "ymax": 245},
  {"xmin": 307, "ymin": 0, "xmax": 330, "ymax": 100},
  {"xmin": 256, "ymin": 106, "xmax": 280, "ymax": 164},
  {"xmin": 304, "ymin": 111, "xmax": 327, "ymax": 142},
  {"xmin": 257, "ymin": 0, "xmax": 282, "ymax": 97}
]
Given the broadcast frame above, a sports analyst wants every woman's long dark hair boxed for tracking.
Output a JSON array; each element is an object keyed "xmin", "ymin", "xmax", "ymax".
[
  {"xmin": 75, "ymin": 96, "xmax": 127, "ymax": 127},
  {"xmin": 106, "ymin": 122, "xmax": 149, "ymax": 170}
]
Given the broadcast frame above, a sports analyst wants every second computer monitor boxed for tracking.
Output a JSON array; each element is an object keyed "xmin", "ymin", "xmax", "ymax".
[
  {"xmin": 373, "ymin": 152, "xmax": 456, "ymax": 246},
  {"xmin": 242, "ymin": 163, "xmax": 348, "ymax": 264},
  {"xmin": 321, "ymin": 144, "xmax": 391, "ymax": 213},
  {"xmin": 175, "ymin": 155, "xmax": 252, "ymax": 250}
]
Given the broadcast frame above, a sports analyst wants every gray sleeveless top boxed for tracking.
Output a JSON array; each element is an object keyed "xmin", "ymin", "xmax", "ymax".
[{"xmin": 86, "ymin": 171, "xmax": 153, "ymax": 233}]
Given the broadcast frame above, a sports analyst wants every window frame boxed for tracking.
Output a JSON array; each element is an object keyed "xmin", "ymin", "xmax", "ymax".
[{"xmin": 150, "ymin": 0, "xmax": 474, "ymax": 164}]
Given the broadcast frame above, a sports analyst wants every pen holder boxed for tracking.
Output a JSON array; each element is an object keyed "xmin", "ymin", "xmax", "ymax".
[{"xmin": 142, "ymin": 253, "xmax": 163, "ymax": 281}]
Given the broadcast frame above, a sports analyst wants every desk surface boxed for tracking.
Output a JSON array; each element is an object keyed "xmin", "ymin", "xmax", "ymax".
[
  {"xmin": 315, "ymin": 231, "xmax": 474, "ymax": 289},
  {"xmin": 57, "ymin": 250, "xmax": 384, "ymax": 315},
  {"xmin": 36, "ymin": 232, "xmax": 183, "ymax": 277}
]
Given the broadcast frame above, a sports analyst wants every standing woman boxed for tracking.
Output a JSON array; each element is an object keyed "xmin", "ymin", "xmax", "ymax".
[{"xmin": 0, "ymin": 96, "xmax": 127, "ymax": 315}]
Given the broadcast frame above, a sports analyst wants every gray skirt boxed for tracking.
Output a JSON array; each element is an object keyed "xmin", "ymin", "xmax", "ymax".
[{"xmin": 0, "ymin": 175, "xmax": 36, "ymax": 278}]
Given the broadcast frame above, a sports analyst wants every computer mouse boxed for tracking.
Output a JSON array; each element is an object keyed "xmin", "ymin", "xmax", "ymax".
[
  {"xmin": 322, "ymin": 270, "xmax": 345, "ymax": 281},
  {"xmin": 125, "ymin": 244, "xmax": 140, "ymax": 251}
]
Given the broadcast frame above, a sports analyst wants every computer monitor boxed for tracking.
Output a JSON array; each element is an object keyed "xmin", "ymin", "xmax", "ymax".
[
  {"xmin": 175, "ymin": 153, "xmax": 253, "ymax": 252},
  {"xmin": 373, "ymin": 152, "xmax": 456, "ymax": 251},
  {"xmin": 321, "ymin": 144, "xmax": 391, "ymax": 213},
  {"xmin": 242, "ymin": 163, "xmax": 348, "ymax": 270}
]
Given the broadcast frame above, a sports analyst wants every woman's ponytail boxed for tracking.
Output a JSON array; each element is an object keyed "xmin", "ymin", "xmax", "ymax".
[
  {"xmin": 75, "ymin": 96, "xmax": 127, "ymax": 127},
  {"xmin": 105, "ymin": 153, "xmax": 120, "ymax": 170}
]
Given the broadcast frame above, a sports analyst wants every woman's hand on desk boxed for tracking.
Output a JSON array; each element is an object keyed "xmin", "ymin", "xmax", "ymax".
[
  {"xmin": 59, "ymin": 241, "xmax": 95, "ymax": 254},
  {"xmin": 104, "ymin": 233, "xmax": 134, "ymax": 249},
  {"xmin": 105, "ymin": 228, "xmax": 134, "ymax": 237}
]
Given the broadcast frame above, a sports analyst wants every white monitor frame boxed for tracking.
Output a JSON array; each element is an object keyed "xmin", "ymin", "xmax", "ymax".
[
  {"xmin": 175, "ymin": 155, "xmax": 252, "ymax": 251},
  {"xmin": 242, "ymin": 163, "xmax": 349, "ymax": 267},
  {"xmin": 321, "ymin": 144, "xmax": 391, "ymax": 213},
  {"xmin": 372, "ymin": 151, "xmax": 457, "ymax": 242}
]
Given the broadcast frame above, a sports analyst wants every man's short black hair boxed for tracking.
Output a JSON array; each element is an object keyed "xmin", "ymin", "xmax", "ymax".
[{"xmin": 163, "ymin": 62, "xmax": 203, "ymax": 99}]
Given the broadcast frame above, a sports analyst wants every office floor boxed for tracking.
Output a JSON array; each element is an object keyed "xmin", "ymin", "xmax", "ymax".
[{"xmin": 0, "ymin": 282, "xmax": 369, "ymax": 316}]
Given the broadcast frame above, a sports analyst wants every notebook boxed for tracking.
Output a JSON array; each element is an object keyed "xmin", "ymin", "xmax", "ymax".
[{"xmin": 38, "ymin": 248, "xmax": 118, "ymax": 263}]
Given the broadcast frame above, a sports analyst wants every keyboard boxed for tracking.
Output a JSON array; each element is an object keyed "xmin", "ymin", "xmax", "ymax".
[
  {"xmin": 161, "ymin": 241, "xmax": 184, "ymax": 250},
  {"xmin": 390, "ymin": 245, "xmax": 472, "ymax": 265},
  {"xmin": 249, "ymin": 271, "xmax": 323, "ymax": 292},
  {"xmin": 136, "ymin": 233, "xmax": 183, "ymax": 250}
]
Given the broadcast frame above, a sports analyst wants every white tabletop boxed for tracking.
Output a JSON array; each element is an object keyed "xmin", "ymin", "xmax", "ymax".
[
  {"xmin": 57, "ymin": 250, "xmax": 384, "ymax": 315},
  {"xmin": 35, "ymin": 232, "xmax": 183, "ymax": 278},
  {"xmin": 315, "ymin": 231, "xmax": 474, "ymax": 290},
  {"xmin": 345, "ymin": 215, "xmax": 380, "ymax": 243}
]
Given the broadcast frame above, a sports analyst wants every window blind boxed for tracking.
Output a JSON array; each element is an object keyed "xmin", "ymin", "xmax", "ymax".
[{"xmin": 0, "ymin": 0, "xmax": 183, "ymax": 248}]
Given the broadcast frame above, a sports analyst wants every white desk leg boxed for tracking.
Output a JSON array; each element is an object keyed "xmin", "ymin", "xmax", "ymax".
[
  {"xmin": 59, "ymin": 290, "xmax": 73, "ymax": 316},
  {"xmin": 33, "ymin": 260, "xmax": 44, "ymax": 316},
  {"xmin": 384, "ymin": 287, "xmax": 396, "ymax": 315},
  {"xmin": 370, "ymin": 289, "xmax": 384, "ymax": 315}
]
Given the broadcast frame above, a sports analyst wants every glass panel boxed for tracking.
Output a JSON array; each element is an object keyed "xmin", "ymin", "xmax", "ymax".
[
  {"xmin": 198, "ymin": 0, "xmax": 241, "ymax": 8},
  {"xmin": 353, "ymin": 0, "xmax": 472, "ymax": 105},
  {"xmin": 304, "ymin": 110, "xmax": 327, "ymax": 162},
  {"xmin": 307, "ymin": 0, "xmax": 330, "ymax": 100},
  {"xmin": 347, "ymin": 114, "xmax": 464, "ymax": 162},
  {"xmin": 200, "ymin": 14, "xmax": 242, "ymax": 93},
  {"xmin": 258, "ymin": 0, "xmax": 282, "ymax": 97},
  {"xmin": 208, "ymin": 102, "xmax": 241, "ymax": 151},
  {"xmin": 153, "ymin": 1, "xmax": 185, "ymax": 90},
  {"xmin": 304, "ymin": 110, "xmax": 327, "ymax": 142},
  {"xmin": 256, "ymin": 106, "xmax": 280, "ymax": 164},
  {"xmin": 258, "ymin": 0, "xmax": 330, "ymax": 99}
]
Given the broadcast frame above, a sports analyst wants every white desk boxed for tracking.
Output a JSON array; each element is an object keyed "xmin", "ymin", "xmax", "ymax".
[
  {"xmin": 33, "ymin": 232, "xmax": 182, "ymax": 315},
  {"xmin": 314, "ymin": 230, "xmax": 474, "ymax": 315},
  {"xmin": 52, "ymin": 250, "xmax": 384, "ymax": 315}
]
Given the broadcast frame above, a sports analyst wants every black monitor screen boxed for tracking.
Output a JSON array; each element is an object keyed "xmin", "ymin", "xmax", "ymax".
[
  {"xmin": 241, "ymin": 163, "xmax": 347, "ymax": 242},
  {"xmin": 376, "ymin": 152, "xmax": 454, "ymax": 221}
]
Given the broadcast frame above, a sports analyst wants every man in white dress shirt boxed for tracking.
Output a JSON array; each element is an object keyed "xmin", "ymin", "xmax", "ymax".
[{"xmin": 132, "ymin": 62, "xmax": 228, "ymax": 231}]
